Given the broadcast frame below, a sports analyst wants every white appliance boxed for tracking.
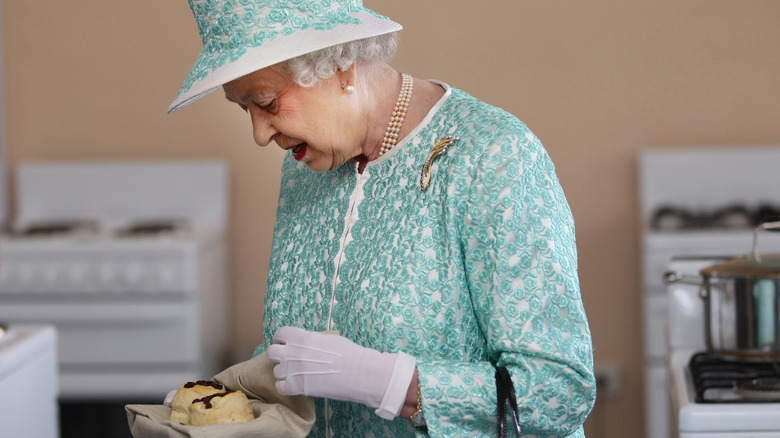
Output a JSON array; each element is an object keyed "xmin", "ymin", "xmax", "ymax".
[
  {"xmin": 639, "ymin": 146, "xmax": 780, "ymax": 438},
  {"xmin": 0, "ymin": 324, "xmax": 59, "ymax": 438},
  {"xmin": 0, "ymin": 160, "xmax": 229, "ymax": 400},
  {"xmin": 667, "ymin": 256, "xmax": 780, "ymax": 437}
]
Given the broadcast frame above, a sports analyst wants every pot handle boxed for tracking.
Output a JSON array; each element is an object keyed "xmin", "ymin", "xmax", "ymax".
[
  {"xmin": 751, "ymin": 220, "xmax": 780, "ymax": 263},
  {"xmin": 663, "ymin": 271, "xmax": 708, "ymax": 299},
  {"xmin": 662, "ymin": 270, "xmax": 702, "ymax": 286}
]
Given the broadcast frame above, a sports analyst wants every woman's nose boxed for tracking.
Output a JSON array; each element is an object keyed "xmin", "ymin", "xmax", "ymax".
[{"xmin": 249, "ymin": 109, "xmax": 275, "ymax": 147}]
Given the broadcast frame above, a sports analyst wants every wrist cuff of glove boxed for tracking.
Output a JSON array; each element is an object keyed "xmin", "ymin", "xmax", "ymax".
[{"xmin": 374, "ymin": 351, "xmax": 417, "ymax": 420}]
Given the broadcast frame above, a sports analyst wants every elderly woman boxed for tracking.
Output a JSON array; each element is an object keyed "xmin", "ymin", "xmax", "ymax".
[{"xmin": 170, "ymin": 1, "xmax": 595, "ymax": 437}]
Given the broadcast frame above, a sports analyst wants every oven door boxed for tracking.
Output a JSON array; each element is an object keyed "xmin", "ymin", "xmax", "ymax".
[
  {"xmin": 0, "ymin": 295, "xmax": 204, "ymax": 399},
  {"xmin": 0, "ymin": 297, "xmax": 200, "ymax": 365}
]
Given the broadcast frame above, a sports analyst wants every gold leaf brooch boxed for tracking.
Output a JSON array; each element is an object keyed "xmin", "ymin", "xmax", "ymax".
[{"xmin": 420, "ymin": 136, "xmax": 459, "ymax": 191}]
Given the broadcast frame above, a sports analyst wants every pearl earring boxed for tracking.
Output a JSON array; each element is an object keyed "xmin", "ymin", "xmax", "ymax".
[{"xmin": 342, "ymin": 82, "xmax": 355, "ymax": 95}]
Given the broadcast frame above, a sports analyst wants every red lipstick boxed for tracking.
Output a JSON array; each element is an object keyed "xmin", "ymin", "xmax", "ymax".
[{"xmin": 292, "ymin": 143, "xmax": 307, "ymax": 161}]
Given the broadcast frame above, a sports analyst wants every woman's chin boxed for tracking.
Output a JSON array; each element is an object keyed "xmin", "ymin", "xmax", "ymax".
[{"xmin": 302, "ymin": 159, "xmax": 330, "ymax": 173}]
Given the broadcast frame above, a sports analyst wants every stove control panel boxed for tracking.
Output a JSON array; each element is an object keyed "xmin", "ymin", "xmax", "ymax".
[{"xmin": 0, "ymin": 245, "xmax": 197, "ymax": 294}]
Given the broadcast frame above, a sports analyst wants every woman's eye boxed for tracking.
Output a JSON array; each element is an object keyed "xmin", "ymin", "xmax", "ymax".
[
  {"xmin": 260, "ymin": 99, "xmax": 278, "ymax": 111},
  {"xmin": 241, "ymin": 98, "xmax": 277, "ymax": 114}
]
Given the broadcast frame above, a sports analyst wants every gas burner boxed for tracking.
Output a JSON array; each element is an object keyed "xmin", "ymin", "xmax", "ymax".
[
  {"xmin": 734, "ymin": 378, "xmax": 780, "ymax": 400},
  {"xmin": 14, "ymin": 221, "xmax": 98, "ymax": 237},
  {"xmin": 710, "ymin": 205, "xmax": 753, "ymax": 229},
  {"xmin": 689, "ymin": 352, "xmax": 780, "ymax": 403},
  {"xmin": 650, "ymin": 204, "xmax": 780, "ymax": 231},
  {"xmin": 650, "ymin": 206, "xmax": 701, "ymax": 230},
  {"xmin": 753, "ymin": 204, "xmax": 780, "ymax": 226},
  {"xmin": 114, "ymin": 220, "xmax": 188, "ymax": 238}
]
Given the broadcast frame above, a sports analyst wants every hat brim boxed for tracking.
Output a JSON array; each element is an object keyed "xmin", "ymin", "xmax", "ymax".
[{"xmin": 168, "ymin": 9, "xmax": 402, "ymax": 113}]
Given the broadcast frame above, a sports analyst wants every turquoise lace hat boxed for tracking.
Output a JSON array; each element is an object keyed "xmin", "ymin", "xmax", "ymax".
[{"xmin": 169, "ymin": 0, "xmax": 402, "ymax": 113}]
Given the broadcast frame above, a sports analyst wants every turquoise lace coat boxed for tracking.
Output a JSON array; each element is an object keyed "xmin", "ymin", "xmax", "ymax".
[{"xmin": 255, "ymin": 83, "xmax": 596, "ymax": 437}]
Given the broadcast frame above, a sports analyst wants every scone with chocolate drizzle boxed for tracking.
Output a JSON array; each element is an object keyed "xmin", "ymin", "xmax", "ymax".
[
  {"xmin": 169, "ymin": 380, "xmax": 254, "ymax": 425},
  {"xmin": 188, "ymin": 390, "xmax": 254, "ymax": 426}
]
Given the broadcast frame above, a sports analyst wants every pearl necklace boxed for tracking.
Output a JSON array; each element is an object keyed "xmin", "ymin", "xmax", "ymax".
[{"xmin": 378, "ymin": 73, "xmax": 414, "ymax": 157}]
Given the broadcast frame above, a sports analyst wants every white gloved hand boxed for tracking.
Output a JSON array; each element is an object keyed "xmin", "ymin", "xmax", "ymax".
[
  {"xmin": 265, "ymin": 326, "xmax": 416, "ymax": 420},
  {"xmin": 163, "ymin": 389, "xmax": 177, "ymax": 407}
]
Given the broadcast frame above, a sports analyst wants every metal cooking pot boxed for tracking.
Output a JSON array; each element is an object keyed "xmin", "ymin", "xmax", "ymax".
[{"xmin": 664, "ymin": 221, "xmax": 780, "ymax": 355}]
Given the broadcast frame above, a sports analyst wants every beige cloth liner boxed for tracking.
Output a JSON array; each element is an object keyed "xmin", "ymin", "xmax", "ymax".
[{"xmin": 125, "ymin": 352, "xmax": 315, "ymax": 438}]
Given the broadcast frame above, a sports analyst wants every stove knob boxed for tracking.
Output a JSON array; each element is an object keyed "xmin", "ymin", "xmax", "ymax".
[
  {"xmin": 18, "ymin": 264, "xmax": 36, "ymax": 287},
  {"xmin": 66, "ymin": 262, "xmax": 92, "ymax": 288},
  {"xmin": 0, "ymin": 265, "xmax": 11, "ymax": 289},
  {"xmin": 99, "ymin": 261, "xmax": 118, "ymax": 287},
  {"xmin": 66, "ymin": 263, "xmax": 84, "ymax": 285},
  {"xmin": 111, "ymin": 262, "xmax": 132, "ymax": 292},
  {"xmin": 156, "ymin": 263, "xmax": 180, "ymax": 290},
  {"xmin": 41, "ymin": 263, "xmax": 65, "ymax": 287},
  {"xmin": 0, "ymin": 264, "xmax": 19, "ymax": 289},
  {"xmin": 124, "ymin": 262, "xmax": 149, "ymax": 289}
]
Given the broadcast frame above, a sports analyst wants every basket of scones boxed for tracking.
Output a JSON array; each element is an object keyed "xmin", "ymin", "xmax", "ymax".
[{"xmin": 125, "ymin": 353, "xmax": 315, "ymax": 438}]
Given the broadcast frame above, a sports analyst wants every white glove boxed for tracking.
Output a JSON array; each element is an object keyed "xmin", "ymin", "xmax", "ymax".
[
  {"xmin": 163, "ymin": 389, "xmax": 177, "ymax": 407},
  {"xmin": 265, "ymin": 326, "xmax": 416, "ymax": 420}
]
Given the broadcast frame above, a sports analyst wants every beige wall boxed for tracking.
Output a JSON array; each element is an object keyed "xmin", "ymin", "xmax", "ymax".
[{"xmin": 3, "ymin": 1, "xmax": 779, "ymax": 436}]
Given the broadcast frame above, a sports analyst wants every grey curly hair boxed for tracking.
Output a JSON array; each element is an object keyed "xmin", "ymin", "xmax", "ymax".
[{"xmin": 276, "ymin": 32, "xmax": 399, "ymax": 87}]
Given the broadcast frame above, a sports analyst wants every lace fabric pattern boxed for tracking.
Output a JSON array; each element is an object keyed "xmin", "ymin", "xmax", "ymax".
[{"xmin": 257, "ymin": 84, "xmax": 596, "ymax": 437}]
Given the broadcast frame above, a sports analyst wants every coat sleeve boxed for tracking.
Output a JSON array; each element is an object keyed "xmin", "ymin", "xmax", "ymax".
[{"xmin": 416, "ymin": 127, "xmax": 596, "ymax": 437}]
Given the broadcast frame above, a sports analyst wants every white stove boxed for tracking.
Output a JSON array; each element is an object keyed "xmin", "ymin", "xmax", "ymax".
[
  {"xmin": 666, "ymin": 257, "xmax": 780, "ymax": 437},
  {"xmin": 0, "ymin": 160, "xmax": 229, "ymax": 401},
  {"xmin": 669, "ymin": 350, "xmax": 780, "ymax": 438},
  {"xmin": 639, "ymin": 145, "xmax": 780, "ymax": 438},
  {"xmin": 1, "ymin": 220, "xmax": 223, "ymax": 296}
]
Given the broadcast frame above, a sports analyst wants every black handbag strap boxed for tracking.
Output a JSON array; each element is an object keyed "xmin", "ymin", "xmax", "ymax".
[{"xmin": 495, "ymin": 366, "xmax": 522, "ymax": 437}]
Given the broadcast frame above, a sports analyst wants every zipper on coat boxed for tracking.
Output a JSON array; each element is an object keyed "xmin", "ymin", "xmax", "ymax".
[
  {"xmin": 325, "ymin": 163, "xmax": 368, "ymax": 437},
  {"xmin": 326, "ymin": 164, "xmax": 368, "ymax": 332}
]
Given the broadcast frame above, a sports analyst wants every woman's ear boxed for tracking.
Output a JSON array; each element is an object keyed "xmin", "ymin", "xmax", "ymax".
[{"xmin": 338, "ymin": 64, "xmax": 358, "ymax": 94}]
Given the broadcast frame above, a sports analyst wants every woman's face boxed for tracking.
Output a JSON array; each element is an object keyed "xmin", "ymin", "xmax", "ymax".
[{"xmin": 223, "ymin": 67, "xmax": 364, "ymax": 172}]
